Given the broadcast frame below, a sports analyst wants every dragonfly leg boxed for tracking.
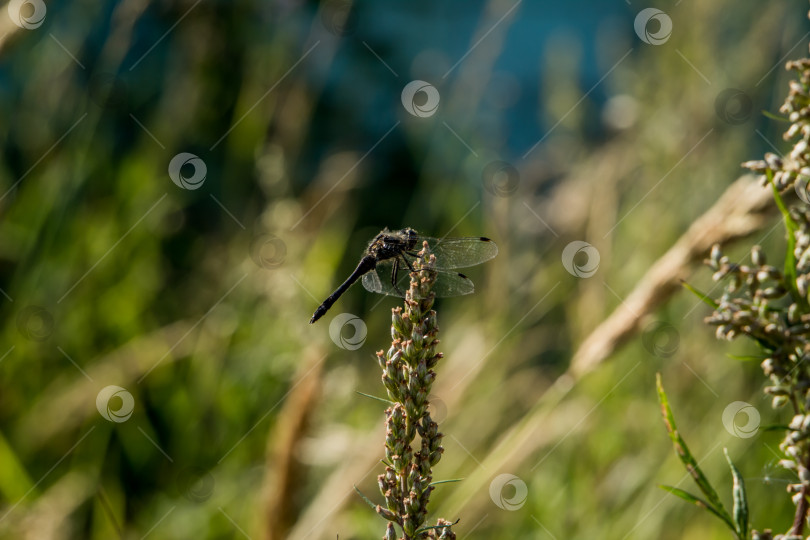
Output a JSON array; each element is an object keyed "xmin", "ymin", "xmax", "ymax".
[
  {"xmin": 391, "ymin": 257, "xmax": 406, "ymax": 296},
  {"xmin": 402, "ymin": 255, "xmax": 415, "ymax": 272}
]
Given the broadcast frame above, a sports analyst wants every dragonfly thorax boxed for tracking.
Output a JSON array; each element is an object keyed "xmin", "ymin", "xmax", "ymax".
[{"xmin": 368, "ymin": 228, "xmax": 419, "ymax": 261}]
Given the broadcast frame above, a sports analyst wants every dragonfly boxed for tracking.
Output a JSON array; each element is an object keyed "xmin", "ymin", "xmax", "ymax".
[{"xmin": 309, "ymin": 228, "xmax": 498, "ymax": 323}]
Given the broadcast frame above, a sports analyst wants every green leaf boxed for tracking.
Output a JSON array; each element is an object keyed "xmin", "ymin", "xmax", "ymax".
[
  {"xmin": 759, "ymin": 423, "xmax": 793, "ymax": 432},
  {"xmin": 658, "ymin": 485, "xmax": 736, "ymax": 527},
  {"xmin": 724, "ymin": 353, "xmax": 767, "ymax": 362},
  {"xmin": 766, "ymin": 170, "xmax": 807, "ymax": 311},
  {"xmin": 681, "ymin": 280, "xmax": 719, "ymax": 309},
  {"xmin": 724, "ymin": 449, "xmax": 749, "ymax": 539},
  {"xmin": 761, "ymin": 109, "xmax": 790, "ymax": 122},
  {"xmin": 656, "ymin": 374, "xmax": 737, "ymax": 534},
  {"xmin": 353, "ymin": 485, "xmax": 378, "ymax": 510},
  {"xmin": 430, "ymin": 478, "xmax": 464, "ymax": 486},
  {"xmin": 0, "ymin": 430, "xmax": 34, "ymax": 502}
]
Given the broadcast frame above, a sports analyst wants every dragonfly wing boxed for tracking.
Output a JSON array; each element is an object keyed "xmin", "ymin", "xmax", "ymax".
[
  {"xmin": 361, "ymin": 262, "xmax": 408, "ymax": 297},
  {"xmin": 415, "ymin": 236, "xmax": 499, "ymax": 269},
  {"xmin": 431, "ymin": 270, "xmax": 475, "ymax": 297},
  {"xmin": 362, "ymin": 260, "xmax": 474, "ymax": 298},
  {"xmin": 360, "ymin": 269, "xmax": 384, "ymax": 294}
]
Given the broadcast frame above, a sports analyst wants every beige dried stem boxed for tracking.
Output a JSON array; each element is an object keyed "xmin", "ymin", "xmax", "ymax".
[
  {"xmin": 571, "ymin": 173, "xmax": 777, "ymax": 376},
  {"xmin": 264, "ymin": 349, "xmax": 324, "ymax": 540}
]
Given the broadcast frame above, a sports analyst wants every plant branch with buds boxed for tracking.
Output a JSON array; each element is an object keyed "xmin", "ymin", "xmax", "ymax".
[
  {"xmin": 687, "ymin": 28, "xmax": 810, "ymax": 539},
  {"xmin": 373, "ymin": 242, "xmax": 455, "ymax": 540}
]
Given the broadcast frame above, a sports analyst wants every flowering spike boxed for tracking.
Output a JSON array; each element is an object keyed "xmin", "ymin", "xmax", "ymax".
[{"xmin": 375, "ymin": 240, "xmax": 454, "ymax": 539}]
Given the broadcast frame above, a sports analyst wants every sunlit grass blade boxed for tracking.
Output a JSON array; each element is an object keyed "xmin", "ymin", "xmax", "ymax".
[
  {"xmin": 656, "ymin": 374, "xmax": 737, "ymax": 534},
  {"xmin": 724, "ymin": 449, "xmax": 749, "ymax": 539},
  {"xmin": 658, "ymin": 485, "xmax": 736, "ymax": 528}
]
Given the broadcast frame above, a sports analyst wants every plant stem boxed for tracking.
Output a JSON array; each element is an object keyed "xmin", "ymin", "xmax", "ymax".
[
  {"xmin": 375, "ymin": 242, "xmax": 455, "ymax": 540},
  {"xmin": 791, "ymin": 454, "xmax": 810, "ymax": 535},
  {"xmin": 791, "ymin": 485, "xmax": 808, "ymax": 535}
]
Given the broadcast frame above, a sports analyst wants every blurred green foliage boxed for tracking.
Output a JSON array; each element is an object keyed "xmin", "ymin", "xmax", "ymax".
[{"xmin": 0, "ymin": 0, "xmax": 807, "ymax": 538}]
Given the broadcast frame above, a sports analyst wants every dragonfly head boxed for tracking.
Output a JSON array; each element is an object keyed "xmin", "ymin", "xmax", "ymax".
[{"xmin": 401, "ymin": 227, "xmax": 419, "ymax": 250}]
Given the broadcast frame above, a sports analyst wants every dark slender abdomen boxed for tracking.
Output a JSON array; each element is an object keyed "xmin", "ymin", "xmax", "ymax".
[{"xmin": 309, "ymin": 256, "xmax": 376, "ymax": 323}]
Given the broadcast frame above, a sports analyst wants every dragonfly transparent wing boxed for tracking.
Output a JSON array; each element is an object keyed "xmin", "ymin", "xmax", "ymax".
[
  {"xmin": 412, "ymin": 236, "xmax": 498, "ymax": 269},
  {"xmin": 361, "ymin": 267, "xmax": 401, "ymax": 297},
  {"xmin": 361, "ymin": 259, "xmax": 475, "ymax": 298}
]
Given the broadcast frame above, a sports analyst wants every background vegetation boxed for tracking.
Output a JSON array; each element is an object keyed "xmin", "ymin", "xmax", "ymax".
[{"xmin": 0, "ymin": 0, "xmax": 806, "ymax": 538}]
